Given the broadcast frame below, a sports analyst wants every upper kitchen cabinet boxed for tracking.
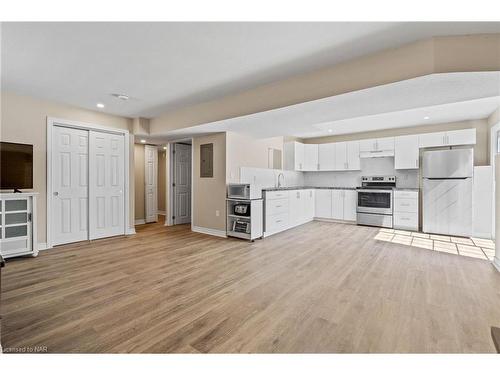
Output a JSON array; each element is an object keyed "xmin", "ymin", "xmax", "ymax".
[
  {"xmin": 334, "ymin": 141, "xmax": 360, "ymax": 171},
  {"xmin": 346, "ymin": 141, "xmax": 360, "ymax": 170},
  {"xmin": 284, "ymin": 141, "xmax": 305, "ymax": 171},
  {"xmin": 395, "ymin": 135, "xmax": 419, "ymax": 169},
  {"xmin": 334, "ymin": 142, "xmax": 347, "ymax": 170},
  {"xmin": 318, "ymin": 143, "xmax": 335, "ymax": 171},
  {"xmin": 359, "ymin": 137, "xmax": 394, "ymax": 157},
  {"xmin": 418, "ymin": 132, "xmax": 446, "ymax": 148},
  {"xmin": 446, "ymin": 129, "xmax": 476, "ymax": 146},
  {"xmin": 419, "ymin": 128, "xmax": 476, "ymax": 148},
  {"xmin": 303, "ymin": 144, "xmax": 319, "ymax": 171}
]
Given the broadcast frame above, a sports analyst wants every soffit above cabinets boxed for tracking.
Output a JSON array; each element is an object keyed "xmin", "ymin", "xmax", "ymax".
[{"xmin": 153, "ymin": 72, "xmax": 500, "ymax": 141}]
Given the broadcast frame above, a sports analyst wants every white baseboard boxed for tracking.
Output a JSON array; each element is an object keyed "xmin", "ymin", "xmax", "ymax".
[
  {"xmin": 191, "ymin": 225, "xmax": 227, "ymax": 238},
  {"xmin": 126, "ymin": 227, "xmax": 136, "ymax": 235},
  {"xmin": 494, "ymin": 257, "xmax": 500, "ymax": 272},
  {"xmin": 157, "ymin": 210, "xmax": 166, "ymax": 215},
  {"xmin": 38, "ymin": 243, "xmax": 50, "ymax": 251},
  {"xmin": 134, "ymin": 219, "xmax": 146, "ymax": 225}
]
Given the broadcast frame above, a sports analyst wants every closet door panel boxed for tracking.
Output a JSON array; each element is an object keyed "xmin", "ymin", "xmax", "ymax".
[
  {"xmin": 51, "ymin": 126, "xmax": 89, "ymax": 245},
  {"xmin": 89, "ymin": 131, "xmax": 125, "ymax": 240}
]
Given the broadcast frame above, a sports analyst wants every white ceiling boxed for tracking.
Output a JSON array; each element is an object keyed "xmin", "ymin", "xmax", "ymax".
[
  {"xmin": 150, "ymin": 72, "xmax": 500, "ymax": 142},
  {"xmin": 3, "ymin": 22, "xmax": 500, "ymax": 118}
]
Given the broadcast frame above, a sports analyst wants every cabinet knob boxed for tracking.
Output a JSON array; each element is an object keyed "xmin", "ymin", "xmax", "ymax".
[{"xmin": 53, "ymin": 192, "xmax": 59, "ymax": 196}]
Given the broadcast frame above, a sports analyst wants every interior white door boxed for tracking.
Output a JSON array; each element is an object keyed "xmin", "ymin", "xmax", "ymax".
[
  {"xmin": 144, "ymin": 145, "xmax": 158, "ymax": 223},
  {"xmin": 173, "ymin": 143, "xmax": 192, "ymax": 224},
  {"xmin": 52, "ymin": 126, "xmax": 89, "ymax": 245},
  {"xmin": 89, "ymin": 131, "xmax": 125, "ymax": 239}
]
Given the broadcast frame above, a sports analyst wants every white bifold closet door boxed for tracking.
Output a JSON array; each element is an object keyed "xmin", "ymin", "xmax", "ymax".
[
  {"xmin": 89, "ymin": 131, "xmax": 126, "ymax": 239},
  {"xmin": 52, "ymin": 126, "xmax": 89, "ymax": 245},
  {"xmin": 144, "ymin": 145, "xmax": 158, "ymax": 223}
]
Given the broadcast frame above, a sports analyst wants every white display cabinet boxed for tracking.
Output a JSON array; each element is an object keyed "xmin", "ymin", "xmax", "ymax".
[{"xmin": 0, "ymin": 193, "xmax": 38, "ymax": 258}]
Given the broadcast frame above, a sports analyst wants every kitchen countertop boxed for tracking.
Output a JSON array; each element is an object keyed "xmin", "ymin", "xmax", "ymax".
[{"xmin": 263, "ymin": 186, "xmax": 357, "ymax": 192}]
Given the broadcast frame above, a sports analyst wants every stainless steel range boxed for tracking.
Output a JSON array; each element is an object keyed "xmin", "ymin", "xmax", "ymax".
[{"xmin": 356, "ymin": 176, "xmax": 396, "ymax": 228}]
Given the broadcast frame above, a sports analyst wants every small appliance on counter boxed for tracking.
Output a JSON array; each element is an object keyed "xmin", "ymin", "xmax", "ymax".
[
  {"xmin": 226, "ymin": 184, "xmax": 263, "ymax": 241},
  {"xmin": 356, "ymin": 176, "xmax": 396, "ymax": 228}
]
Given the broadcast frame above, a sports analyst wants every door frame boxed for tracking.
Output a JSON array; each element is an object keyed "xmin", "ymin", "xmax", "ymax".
[
  {"xmin": 47, "ymin": 117, "xmax": 131, "ymax": 249},
  {"xmin": 166, "ymin": 138, "xmax": 193, "ymax": 227}
]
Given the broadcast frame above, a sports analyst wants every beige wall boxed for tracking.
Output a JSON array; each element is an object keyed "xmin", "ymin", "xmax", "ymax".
[
  {"xmin": 226, "ymin": 132, "xmax": 284, "ymax": 183},
  {"xmin": 192, "ymin": 133, "xmax": 226, "ymax": 232},
  {"xmin": 134, "ymin": 144, "xmax": 145, "ymax": 220},
  {"xmin": 303, "ymin": 119, "xmax": 489, "ymax": 166},
  {"xmin": 0, "ymin": 91, "xmax": 134, "ymax": 243},
  {"xmin": 158, "ymin": 150, "xmax": 166, "ymax": 212},
  {"xmin": 150, "ymin": 34, "xmax": 500, "ymax": 135}
]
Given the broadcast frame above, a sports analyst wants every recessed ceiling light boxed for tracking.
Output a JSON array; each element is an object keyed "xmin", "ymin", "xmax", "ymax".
[
  {"xmin": 328, "ymin": 129, "xmax": 333, "ymax": 133},
  {"xmin": 96, "ymin": 103, "xmax": 105, "ymax": 108},
  {"xmin": 424, "ymin": 116, "xmax": 430, "ymax": 120},
  {"xmin": 112, "ymin": 93, "xmax": 130, "ymax": 101},
  {"xmin": 140, "ymin": 139, "xmax": 146, "ymax": 143}
]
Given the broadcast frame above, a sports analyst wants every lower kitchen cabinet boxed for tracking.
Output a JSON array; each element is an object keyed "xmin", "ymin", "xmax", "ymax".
[
  {"xmin": 393, "ymin": 190, "xmax": 419, "ymax": 231},
  {"xmin": 264, "ymin": 189, "xmax": 315, "ymax": 237},
  {"xmin": 331, "ymin": 190, "xmax": 344, "ymax": 220},
  {"xmin": 343, "ymin": 190, "xmax": 357, "ymax": 221}
]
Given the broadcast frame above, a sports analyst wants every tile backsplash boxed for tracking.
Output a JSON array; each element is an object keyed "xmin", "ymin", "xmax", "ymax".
[
  {"xmin": 239, "ymin": 157, "xmax": 419, "ymax": 189},
  {"xmin": 239, "ymin": 167, "xmax": 304, "ymax": 189},
  {"xmin": 304, "ymin": 157, "xmax": 419, "ymax": 188}
]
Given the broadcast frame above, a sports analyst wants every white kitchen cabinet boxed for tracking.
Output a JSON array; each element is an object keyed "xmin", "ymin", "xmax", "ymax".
[
  {"xmin": 419, "ymin": 132, "xmax": 446, "ymax": 148},
  {"xmin": 394, "ymin": 190, "xmax": 419, "ymax": 231},
  {"xmin": 446, "ymin": 129, "xmax": 476, "ymax": 146},
  {"xmin": 360, "ymin": 137, "xmax": 394, "ymax": 152},
  {"xmin": 304, "ymin": 189, "xmax": 315, "ymax": 220},
  {"xmin": 318, "ymin": 143, "xmax": 335, "ymax": 171},
  {"xmin": 314, "ymin": 189, "xmax": 332, "ymax": 218},
  {"xmin": 331, "ymin": 190, "xmax": 344, "ymax": 220},
  {"xmin": 359, "ymin": 137, "xmax": 394, "ymax": 158},
  {"xmin": 289, "ymin": 190, "xmax": 303, "ymax": 226},
  {"xmin": 303, "ymin": 144, "xmax": 319, "ymax": 171},
  {"xmin": 294, "ymin": 142, "xmax": 305, "ymax": 171},
  {"xmin": 333, "ymin": 141, "xmax": 360, "ymax": 171},
  {"xmin": 419, "ymin": 129, "xmax": 476, "ymax": 148},
  {"xmin": 346, "ymin": 141, "xmax": 360, "ymax": 170},
  {"xmin": 395, "ymin": 135, "xmax": 419, "ymax": 169},
  {"xmin": 334, "ymin": 142, "xmax": 347, "ymax": 170},
  {"xmin": 343, "ymin": 190, "xmax": 357, "ymax": 221},
  {"xmin": 376, "ymin": 137, "xmax": 395, "ymax": 151}
]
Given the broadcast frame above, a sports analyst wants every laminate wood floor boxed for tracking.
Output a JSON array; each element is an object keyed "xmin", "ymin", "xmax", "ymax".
[{"xmin": 2, "ymin": 220, "xmax": 500, "ymax": 353}]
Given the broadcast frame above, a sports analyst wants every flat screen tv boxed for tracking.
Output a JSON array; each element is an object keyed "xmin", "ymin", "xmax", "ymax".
[{"xmin": 0, "ymin": 141, "xmax": 33, "ymax": 190}]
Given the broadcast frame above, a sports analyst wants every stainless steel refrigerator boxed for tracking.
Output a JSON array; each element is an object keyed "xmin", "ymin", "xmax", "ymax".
[{"xmin": 422, "ymin": 148, "xmax": 473, "ymax": 237}]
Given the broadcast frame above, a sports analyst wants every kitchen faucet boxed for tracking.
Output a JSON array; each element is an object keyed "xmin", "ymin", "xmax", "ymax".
[{"xmin": 277, "ymin": 173, "xmax": 285, "ymax": 188}]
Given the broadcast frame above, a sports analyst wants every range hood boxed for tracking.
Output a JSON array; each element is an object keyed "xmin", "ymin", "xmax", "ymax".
[{"xmin": 359, "ymin": 150, "xmax": 395, "ymax": 158}]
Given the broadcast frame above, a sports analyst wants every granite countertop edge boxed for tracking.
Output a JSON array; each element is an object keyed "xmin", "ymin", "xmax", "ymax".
[
  {"xmin": 263, "ymin": 186, "xmax": 357, "ymax": 191},
  {"xmin": 263, "ymin": 186, "xmax": 419, "ymax": 192}
]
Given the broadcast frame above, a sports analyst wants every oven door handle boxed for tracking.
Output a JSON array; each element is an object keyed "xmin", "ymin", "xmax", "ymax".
[{"xmin": 356, "ymin": 189, "xmax": 393, "ymax": 194}]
